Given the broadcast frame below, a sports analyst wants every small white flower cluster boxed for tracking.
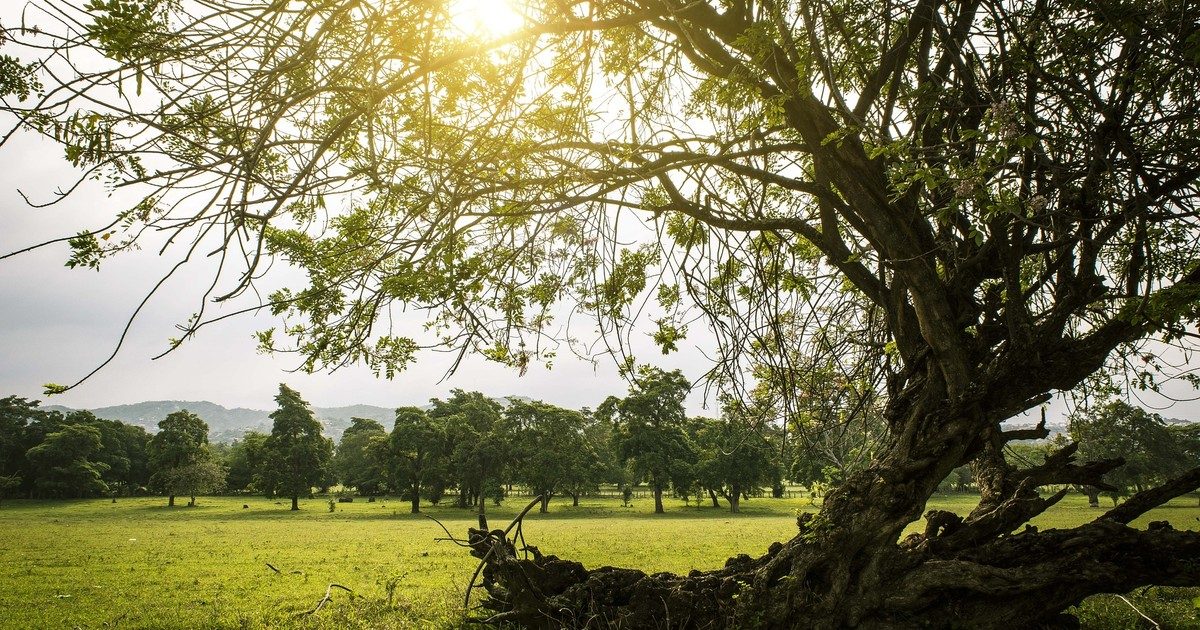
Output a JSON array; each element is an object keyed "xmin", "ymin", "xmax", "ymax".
[{"xmin": 989, "ymin": 100, "xmax": 1020, "ymax": 142}]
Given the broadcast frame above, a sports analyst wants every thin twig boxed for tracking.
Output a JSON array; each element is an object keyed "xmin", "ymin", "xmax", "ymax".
[
  {"xmin": 265, "ymin": 563, "xmax": 281, "ymax": 574},
  {"xmin": 426, "ymin": 513, "xmax": 474, "ymax": 547},
  {"xmin": 1112, "ymin": 594, "xmax": 1161, "ymax": 629},
  {"xmin": 296, "ymin": 583, "xmax": 354, "ymax": 617}
]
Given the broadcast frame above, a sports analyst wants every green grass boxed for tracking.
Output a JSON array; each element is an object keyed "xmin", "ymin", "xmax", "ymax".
[{"xmin": 0, "ymin": 492, "xmax": 1196, "ymax": 629}]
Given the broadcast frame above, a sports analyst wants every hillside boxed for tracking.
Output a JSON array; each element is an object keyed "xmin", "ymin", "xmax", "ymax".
[
  {"xmin": 45, "ymin": 400, "xmax": 395, "ymax": 442},
  {"xmin": 45, "ymin": 395, "xmax": 533, "ymax": 442}
]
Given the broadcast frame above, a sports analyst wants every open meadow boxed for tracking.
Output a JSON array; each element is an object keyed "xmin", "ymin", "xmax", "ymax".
[{"xmin": 0, "ymin": 493, "xmax": 1197, "ymax": 629}]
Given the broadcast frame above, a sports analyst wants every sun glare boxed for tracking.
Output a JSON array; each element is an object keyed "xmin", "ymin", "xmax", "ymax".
[{"xmin": 448, "ymin": 0, "xmax": 526, "ymax": 40}]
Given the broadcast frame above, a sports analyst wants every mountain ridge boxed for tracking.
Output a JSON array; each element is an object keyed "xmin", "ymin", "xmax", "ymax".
[
  {"xmin": 44, "ymin": 396, "xmax": 533, "ymax": 442},
  {"xmin": 44, "ymin": 400, "xmax": 394, "ymax": 442}
]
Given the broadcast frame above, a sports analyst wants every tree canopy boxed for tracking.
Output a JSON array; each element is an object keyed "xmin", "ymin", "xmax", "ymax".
[
  {"xmin": 148, "ymin": 409, "xmax": 211, "ymax": 506},
  {"xmin": 602, "ymin": 367, "xmax": 695, "ymax": 514},
  {"xmin": 332, "ymin": 416, "xmax": 386, "ymax": 495},
  {"xmin": 4, "ymin": 0, "xmax": 1200, "ymax": 625}
]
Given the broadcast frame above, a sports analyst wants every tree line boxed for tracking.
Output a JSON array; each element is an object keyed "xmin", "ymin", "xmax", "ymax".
[
  {"xmin": 0, "ymin": 384, "xmax": 333, "ymax": 509},
  {"xmin": 0, "ymin": 369, "xmax": 794, "ymax": 512},
  {"xmin": 3, "ymin": 375, "xmax": 1196, "ymax": 512}
]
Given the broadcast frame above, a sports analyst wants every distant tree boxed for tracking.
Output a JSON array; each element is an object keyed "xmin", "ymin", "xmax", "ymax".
[
  {"xmin": 507, "ymin": 400, "xmax": 593, "ymax": 513},
  {"xmin": 0, "ymin": 474, "xmax": 20, "ymax": 507},
  {"xmin": 938, "ymin": 465, "xmax": 974, "ymax": 493},
  {"xmin": 1171, "ymin": 424, "xmax": 1200, "ymax": 506},
  {"xmin": 377, "ymin": 406, "xmax": 445, "ymax": 514},
  {"xmin": 148, "ymin": 410, "xmax": 210, "ymax": 507},
  {"xmin": 694, "ymin": 416, "xmax": 776, "ymax": 513},
  {"xmin": 0, "ymin": 396, "xmax": 46, "ymax": 495},
  {"xmin": 25, "ymin": 424, "xmax": 109, "ymax": 498},
  {"xmin": 603, "ymin": 367, "xmax": 696, "ymax": 514},
  {"xmin": 224, "ymin": 431, "xmax": 268, "ymax": 493},
  {"xmin": 429, "ymin": 391, "xmax": 507, "ymax": 514},
  {"xmin": 562, "ymin": 409, "xmax": 620, "ymax": 506},
  {"xmin": 154, "ymin": 459, "xmax": 226, "ymax": 507},
  {"xmin": 333, "ymin": 417, "xmax": 386, "ymax": 495},
  {"xmin": 90, "ymin": 417, "xmax": 152, "ymax": 494},
  {"xmin": 261, "ymin": 385, "xmax": 333, "ymax": 511},
  {"xmin": 1070, "ymin": 401, "xmax": 1187, "ymax": 505}
]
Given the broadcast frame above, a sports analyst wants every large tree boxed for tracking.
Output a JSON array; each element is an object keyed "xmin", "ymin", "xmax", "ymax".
[
  {"xmin": 377, "ymin": 406, "xmax": 446, "ymax": 514},
  {"xmin": 223, "ymin": 430, "xmax": 268, "ymax": 494},
  {"xmin": 506, "ymin": 399, "xmax": 594, "ymax": 513},
  {"xmin": 4, "ymin": 0, "xmax": 1200, "ymax": 625},
  {"xmin": 25, "ymin": 424, "xmax": 109, "ymax": 498},
  {"xmin": 601, "ymin": 367, "xmax": 696, "ymax": 514},
  {"xmin": 693, "ymin": 415, "xmax": 777, "ymax": 513},
  {"xmin": 261, "ymin": 385, "xmax": 333, "ymax": 511},
  {"xmin": 332, "ymin": 417, "xmax": 387, "ymax": 495},
  {"xmin": 148, "ymin": 410, "xmax": 209, "ymax": 506},
  {"xmin": 428, "ymin": 391, "xmax": 508, "ymax": 513}
]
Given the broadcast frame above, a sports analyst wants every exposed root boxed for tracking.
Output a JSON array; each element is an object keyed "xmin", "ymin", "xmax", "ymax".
[{"xmin": 465, "ymin": 496, "xmax": 543, "ymax": 610}]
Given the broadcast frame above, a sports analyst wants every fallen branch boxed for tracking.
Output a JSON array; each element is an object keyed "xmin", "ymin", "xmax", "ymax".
[
  {"xmin": 266, "ymin": 563, "xmax": 281, "ymax": 574},
  {"xmin": 296, "ymin": 583, "xmax": 354, "ymax": 617}
]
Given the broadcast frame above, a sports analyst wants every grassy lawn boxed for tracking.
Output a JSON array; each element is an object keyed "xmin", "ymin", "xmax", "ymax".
[{"xmin": 0, "ymin": 492, "xmax": 1196, "ymax": 628}]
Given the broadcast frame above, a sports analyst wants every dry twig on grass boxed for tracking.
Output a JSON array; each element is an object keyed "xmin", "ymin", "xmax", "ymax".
[{"xmin": 296, "ymin": 583, "xmax": 354, "ymax": 617}]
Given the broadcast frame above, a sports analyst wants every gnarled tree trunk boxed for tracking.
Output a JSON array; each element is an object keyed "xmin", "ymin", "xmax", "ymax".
[
  {"xmin": 468, "ymin": 455, "xmax": 1200, "ymax": 629},
  {"xmin": 465, "ymin": 347, "xmax": 1200, "ymax": 628}
]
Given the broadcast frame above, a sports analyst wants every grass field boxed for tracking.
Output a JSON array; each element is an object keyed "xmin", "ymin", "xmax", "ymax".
[{"xmin": 0, "ymin": 492, "xmax": 1197, "ymax": 629}]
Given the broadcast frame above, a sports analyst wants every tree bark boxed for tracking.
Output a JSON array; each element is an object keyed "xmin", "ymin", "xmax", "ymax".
[
  {"xmin": 291, "ymin": 495, "xmax": 299, "ymax": 511},
  {"xmin": 653, "ymin": 484, "xmax": 664, "ymax": 514},
  {"xmin": 729, "ymin": 484, "xmax": 741, "ymax": 514},
  {"xmin": 709, "ymin": 488, "xmax": 721, "ymax": 508},
  {"xmin": 572, "ymin": 493, "xmax": 579, "ymax": 507},
  {"xmin": 168, "ymin": 495, "xmax": 175, "ymax": 507},
  {"xmin": 410, "ymin": 484, "xmax": 420, "ymax": 514},
  {"xmin": 540, "ymin": 495, "xmax": 550, "ymax": 513}
]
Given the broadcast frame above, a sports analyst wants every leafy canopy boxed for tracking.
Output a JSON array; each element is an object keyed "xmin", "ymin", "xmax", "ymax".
[{"xmin": 2, "ymin": 0, "xmax": 1199, "ymax": 464}]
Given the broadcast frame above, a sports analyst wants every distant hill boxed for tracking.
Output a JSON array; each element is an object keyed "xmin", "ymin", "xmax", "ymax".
[
  {"xmin": 45, "ymin": 400, "xmax": 395, "ymax": 442},
  {"xmin": 45, "ymin": 395, "xmax": 534, "ymax": 442}
]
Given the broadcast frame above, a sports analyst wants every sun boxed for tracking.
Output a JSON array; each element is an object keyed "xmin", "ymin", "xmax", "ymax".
[{"xmin": 448, "ymin": 0, "xmax": 526, "ymax": 40}]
